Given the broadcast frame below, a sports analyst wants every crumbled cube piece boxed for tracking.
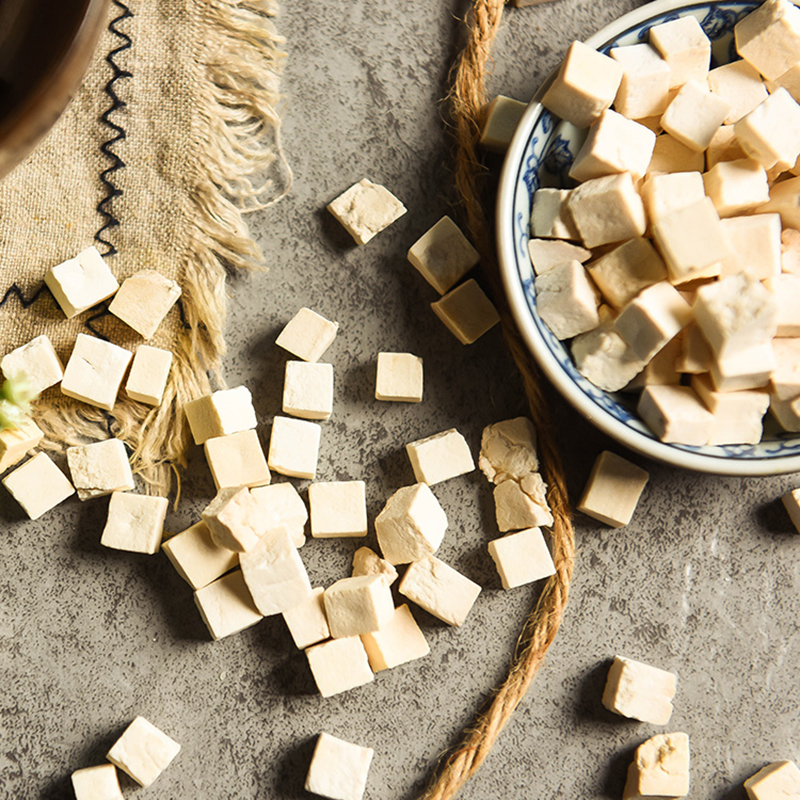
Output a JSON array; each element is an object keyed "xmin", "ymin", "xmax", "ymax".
[
  {"xmin": 703, "ymin": 159, "xmax": 770, "ymax": 218},
  {"xmin": 399, "ymin": 555, "xmax": 481, "ymax": 627},
  {"xmin": 239, "ymin": 527, "xmax": 312, "ymax": 615},
  {"xmin": 44, "ymin": 245, "xmax": 119, "ymax": 318},
  {"xmin": 767, "ymin": 64, "xmax": 800, "ymax": 101},
  {"xmin": 375, "ymin": 352, "xmax": 423, "ymax": 402},
  {"xmin": 108, "ymin": 270, "xmax": 181, "ymax": 339},
  {"xmin": 661, "ymin": 79, "xmax": 731, "ymax": 151},
  {"xmin": 61, "ymin": 333, "xmax": 133, "ymax": 411},
  {"xmin": 528, "ymin": 239, "xmax": 592, "ymax": 275},
  {"xmin": 745, "ymin": 761, "xmax": 800, "ymax": 800},
  {"xmin": 479, "ymin": 95, "xmax": 527, "ymax": 153},
  {"xmin": 570, "ymin": 110, "xmax": 656, "ymax": 182},
  {"xmin": 201, "ymin": 485, "xmax": 264, "ymax": 552},
  {"xmin": 759, "ymin": 175, "xmax": 800, "ymax": 228},
  {"xmin": 193, "ymin": 569, "xmax": 263, "ymax": 639},
  {"xmin": 324, "ymin": 575, "xmax": 394, "ymax": 638},
  {"xmin": 530, "ymin": 188, "xmax": 580, "ymax": 240},
  {"xmin": 71, "ymin": 764, "xmax": 123, "ymax": 800},
  {"xmin": 603, "ymin": 655, "xmax": 677, "ymax": 724},
  {"xmin": 735, "ymin": 89, "xmax": 800, "ymax": 171},
  {"xmin": 305, "ymin": 733, "xmax": 374, "ymax": 800},
  {"xmin": 735, "ymin": 0, "xmax": 800, "ymax": 81},
  {"xmin": 708, "ymin": 60, "xmax": 769, "ymax": 124},
  {"xmin": 0, "ymin": 418, "xmax": 43, "ymax": 473},
  {"xmin": 641, "ymin": 171, "xmax": 705, "ymax": 226},
  {"xmin": 623, "ymin": 733, "xmax": 690, "ymax": 800},
  {"xmin": 352, "ymin": 546, "xmax": 398, "ymax": 586},
  {"xmin": 162, "ymin": 521, "xmax": 238, "ymax": 590},
  {"xmin": 567, "ymin": 172, "xmax": 646, "ymax": 248},
  {"xmin": 577, "ymin": 451, "xmax": 649, "ymax": 528},
  {"xmin": 267, "ymin": 416, "xmax": 321, "ymax": 480},
  {"xmin": 647, "ymin": 134, "xmax": 705, "ymax": 174},
  {"xmin": 649, "ymin": 15, "xmax": 709, "ymax": 87},
  {"xmin": 771, "ymin": 392, "xmax": 800, "ymax": 431},
  {"xmin": 2, "ymin": 452, "xmax": 74, "ymax": 520},
  {"xmin": 305, "ymin": 637, "xmax": 374, "ymax": 697},
  {"xmin": 609, "ymin": 44, "xmax": 672, "ymax": 120},
  {"xmin": 479, "ymin": 417, "xmax": 539, "ymax": 483},
  {"xmin": 309, "ymin": 480, "xmax": 367, "ymax": 538},
  {"xmin": 771, "ymin": 338, "xmax": 800, "ymax": 399},
  {"xmin": 488, "ymin": 527, "xmax": 555, "ymax": 589},
  {"xmin": 782, "ymin": 228, "xmax": 800, "ymax": 274},
  {"xmin": 106, "ymin": 717, "xmax": 180, "ymax": 789},
  {"xmin": 431, "ymin": 279, "xmax": 500, "ymax": 345},
  {"xmin": 637, "ymin": 385, "xmax": 713, "ymax": 445},
  {"xmin": 765, "ymin": 273, "xmax": 800, "ymax": 336},
  {"xmin": 706, "ymin": 125, "xmax": 748, "ymax": 170},
  {"xmin": 66, "ymin": 438, "xmax": 134, "ymax": 501},
  {"xmin": 720, "ymin": 214, "xmax": 782, "ymax": 280},
  {"xmin": 282, "ymin": 587, "xmax": 330, "ymax": 649},
  {"xmin": 407, "ymin": 216, "xmax": 480, "ymax": 294},
  {"xmin": 587, "ymin": 238, "xmax": 667, "ymax": 309},
  {"xmin": 283, "ymin": 360, "xmax": 334, "ymax": 421},
  {"xmin": 250, "ymin": 482, "xmax": 308, "ymax": 548},
  {"xmin": 101, "ymin": 492, "xmax": 168, "ymax": 554},
  {"xmin": 204, "ymin": 429, "xmax": 271, "ymax": 490},
  {"xmin": 375, "ymin": 483, "xmax": 447, "ymax": 565},
  {"xmin": 125, "ymin": 345, "xmax": 172, "ymax": 406},
  {"xmin": 361, "ymin": 603, "xmax": 429, "ymax": 671},
  {"xmin": 541, "ymin": 41, "xmax": 624, "ymax": 128},
  {"xmin": 276, "ymin": 307, "xmax": 339, "ymax": 363},
  {"xmin": 711, "ymin": 342, "xmax": 776, "ymax": 392},
  {"xmin": 405, "ymin": 428, "xmax": 475, "ymax": 486},
  {"xmin": 535, "ymin": 260, "xmax": 600, "ymax": 340},
  {"xmin": 675, "ymin": 324, "xmax": 713, "ymax": 375},
  {"xmin": 625, "ymin": 334, "xmax": 683, "ymax": 391},
  {"xmin": 1, "ymin": 334, "xmax": 63, "ymax": 395},
  {"xmin": 494, "ymin": 475, "xmax": 553, "ymax": 531},
  {"xmin": 327, "ymin": 178, "xmax": 406, "ymax": 245},
  {"xmin": 183, "ymin": 385, "xmax": 257, "ymax": 445}
]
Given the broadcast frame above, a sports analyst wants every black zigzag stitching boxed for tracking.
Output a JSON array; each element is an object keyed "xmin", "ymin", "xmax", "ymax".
[
  {"xmin": 0, "ymin": 283, "xmax": 47, "ymax": 310},
  {"xmin": 95, "ymin": 0, "xmax": 133, "ymax": 257}
]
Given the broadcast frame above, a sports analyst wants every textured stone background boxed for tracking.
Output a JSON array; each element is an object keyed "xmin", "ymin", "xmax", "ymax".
[{"xmin": 3, "ymin": 1, "xmax": 800, "ymax": 798}]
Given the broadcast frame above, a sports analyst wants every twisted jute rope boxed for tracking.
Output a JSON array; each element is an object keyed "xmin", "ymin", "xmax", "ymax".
[{"xmin": 416, "ymin": 2, "xmax": 576, "ymax": 799}]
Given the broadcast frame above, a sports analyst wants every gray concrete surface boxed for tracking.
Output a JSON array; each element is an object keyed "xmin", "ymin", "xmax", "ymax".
[{"xmin": 3, "ymin": 1, "xmax": 800, "ymax": 798}]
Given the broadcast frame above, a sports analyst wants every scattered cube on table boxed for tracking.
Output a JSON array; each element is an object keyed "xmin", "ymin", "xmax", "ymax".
[
  {"xmin": 352, "ymin": 546, "xmax": 398, "ymax": 586},
  {"xmin": 71, "ymin": 763, "xmax": 123, "ymax": 800},
  {"xmin": 203, "ymin": 429, "xmax": 271, "ymax": 490},
  {"xmin": 641, "ymin": 172, "xmax": 706, "ymax": 226},
  {"xmin": 108, "ymin": 269, "xmax": 181, "ymax": 339},
  {"xmin": 250, "ymin": 482, "xmax": 308, "ymax": 547},
  {"xmin": 735, "ymin": 0, "xmax": 800, "ymax": 81},
  {"xmin": 0, "ymin": 418, "xmax": 43, "ymax": 474},
  {"xmin": 577, "ymin": 451, "xmax": 649, "ymax": 528},
  {"xmin": 267, "ymin": 416, "xmax": 321, "ymax": 480},
  {"xmin": 624, "ymin": 733, "xmax": 690, "ymax": 800},
  {"xmin": 0, "ymin": 334, "xmax": 64, "ymax": 395},
  {"xmin": 647, "ymin": 133, "xmax": 705, "ymax": 174},
  {"xmin": 2, "ymin": 452, "xmax": 74, "ymax": 520},
  {"xmin": 283, "ymin": 360, "xmax": 334, "ymax": 420},
  {"xmin": 405, "ymin": 428, "xmax": 475, "ymax": 486},
  {"xmin": 479, "ymin": 416, "xmax": 539, "ymax": 482},
  {"xmin": 194, "ymin": 569, "xmax": 263, "ymax": 640},
  {"xmin": 106, "ymin": 716, "xmax": 180, "ymax": 788},
  {"xmin": 305, "ymin": 733, "xmax": 374, "ymax": 800},
  {"xmin": 649, "ymin": 15, "xmax": 710, "ymax": 88},
  {"xmin": 276, "ymin": 307, "xmax": 339, "ymax": 363},
  {"xmin": 309, "ymin": 480, "xmax": 367, "ymax": 538},
  {"xmin": 781, "ymin": 488, "xmax": 800, "ymax": 532},
  {"xmin": 407, "ymin": 215, "xmax": 479, "ymax": 294},
  {"xmin": 528, "ymin": 239, "xmax": 591, "ymax": 275},
  {"xmin": 703, "ymin": 158, "xmax": 769, "ymax": 218},
  {"xmin": 494, "ymin": 476, "xmax": 553, "ymax": 531},
  {"xmin": 711, "ymin": 342, "xmax": 776, "ymax": 392},
  {"xmin": 361, "ymin": 603, "xmax": 429, "ymax": 672},
  {"xmin": 324, "ymin": 575, "xmax": 394, "ymax": 638},
  {"xmin": 602, "ymin": 654, "xmax": 677, "ymax": 724},
  {"xmin": 745, "ymin": 760, "xmax": 800, "ymax": 800},
  {"xmin": 125, "ymin": 345, "xmax": 172, "ymax": 405},
  {"xmin": 479, "ymin": 95, "xmax": 527, "ymax": 153},
  {"xmin": 305, "ymin": 636, "xmax": 374, "ymax": 697},
  {"xmin": 661, "ymin": 79, "xmax": 731, "ymax": 152},
  {"xmin": 638, "ymin": 385, "xmax": 714, "ymax": 446},
  {"xmin": 327, "ymin": 178, "xmax": 406, "ymax": 245},
  {"xmin": 488, "ymin": 527, "xmax": 555, "ymax": 589},
  {"xmin": 707, "ymin": 60, "xmax": 768, "ymax": 124},
  {"xmin": 530, "ymin": 188, "xmax": 580, "ymax": 240},
  {"xmin": 201, "ymin": 485, "xmax": 263, "ymax": 552},
  {"xmin": 375, "ymin": 352, "xmax": 423, "ymax": 402},
  {"xmin": 66, "ymin": 438, "xmax": 134, "ymax": 501},
  {"xmin": 61, "ymin": 334, "xmax": 133, "ymax": 412},
  {"xmin": 183, "ymin": 385, "xmax": 257, "ymax": 445},
  {"xmin": 161, "ymin": 520, "xmax": 238, "ymax": 590},
  {"xmin": 101, "ymin": 491, "xmax": 168, "ymax": 554},
  {"xmin": 44, "ymin": 245, "xmax": 119, "ymax": 318},
  {"xmin": 375, "ymin": 483, "xmax": 447, "ymax": 565},
  {"xmin": 587, "ymin": 238, "xmax": 667, "ymax": 310},
  {"xmin": 535, "ymin": 260, "xmax": 600, "ymax": 340},
  {"xmin": 282, "ymin": 587, "xmax": 330, "ymax": 649},
  {"xmin": 720, "ymin": 214, "xmax": 781, "ymax": 281},
  {"xmin": 735, "ymin": 88, "xmax": 800, "ymax": 172},
  {"xmin": 431, "ymin": 279, "xmax": 500, "ymax": 345},
  {"xmin": 608, "ymin": 44, "xmax": 672, "ymax": 120}
]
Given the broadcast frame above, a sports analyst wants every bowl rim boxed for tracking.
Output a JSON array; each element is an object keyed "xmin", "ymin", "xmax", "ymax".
[{"xmin": 496, "ymin": 0, "xmax": 800, "ymax": 476}]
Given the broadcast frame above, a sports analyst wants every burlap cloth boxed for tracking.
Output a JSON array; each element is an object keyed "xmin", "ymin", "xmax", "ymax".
[{"xmin": 0, "ymin": 0, "xmax": 289, "ymax": 496}]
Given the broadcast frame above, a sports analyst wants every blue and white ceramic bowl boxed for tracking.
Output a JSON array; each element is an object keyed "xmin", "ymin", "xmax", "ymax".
[{"xmin": 496, "ymin": 0, "xmax": 800, "ymax": 475}]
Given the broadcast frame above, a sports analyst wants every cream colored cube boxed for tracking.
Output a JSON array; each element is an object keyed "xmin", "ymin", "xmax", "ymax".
[
  {"xmin": 625, "ymin": 334, "xmax": 683, "ymax": 391},
  {"xmin": 309, "ymin": 480, "xmax": 367, "ymax": 537},
  {"xmin": 267, "ymin": 416, "xmax": 321, "ymax": 480},
  {"xmin": 703, "ymin": 159, "xmax": 770, "ymax": 218},
  {"xmin": 708, "ymin": 60, "xmax": 769, "ymax": 124},
  {"xmin": 771, "ymin": 338, "xmax": 800, "ymax": 399},
  {"xmin": 250, "ymin": 482, "xmax": 308, "ymax": 548},
  {"xmin": 765, "ymin": 273, "xmax": 800, "ymax": 336},
  {"xmin": 479, "ymin": 95, "xmax": 527, "ymax": 153},
  {"xmin": 201, "ymin": 485, "xmax": 264, "ymax": 552},
  {"xmin": 745, "ymin": 761, "xmax": 800, "ymax": 800},
  {"xmin": 661, "ymin": 79, "xmax": 731, "ymax": 151},
  {"xmin": 720, "ymin": 214, "xmax": 782, "ymax": 280},
  {"xmin": 541, "ymin": 41, "xmax": 624, "ymax": 128},
  {"xmin": 101, "ymin": 492, "xmax": 168, "ymax": 554},
  {"xmin": 399, "ymin": 555, "xmax": 481, "ymax": 627},
  {"xmin": 324, "ymin": 575, "xmax": 394, "ymax": 638},
  {"xmin": 707, "ymin": 410, "xmax": 765, "ymax": 446},
  {"xmin": 305, "ymin": 636, "xmax": 374, "ymax": 697},
  {"xmin": 759, "ymin": 176, "xmax": 800, "ymax": 228},
  {"xmin": 305, "ymin": 733, "xmax": 374, "ymax": 800},
  {"xmin": 375, "ymin": 352, "xmax": 423, "ymax": 402},
  {"xmin": 108, "ymin": 270, "xmax": 181, "ymax": 339},
  {"xmin": 567, "ymin": 172, "xmax": 646, "ymax": 248},
  {"xmin": 204, "ymin": 429, "xmax": 271, "ymax": 490},
  {"xmin": 706, "ymin": 125, "xmax": 748, "ymax": 170},
  {"xmin": 71, "ymin": 764, "xmax": 123, "ymax": 800},
  {"xmin": 735, "ymin": 0, "xmax": 800, "ymax": 80},
  {"xmin": 125, "ymin": 345, "xmax": 172, "ymax": 406},
  {"xmin": 162, "ymin": 521, "xmax": 238, "ymax": 590},
  {"xmin": 691, "ymin": 373, "xmax": 770, "ymax": 418},
  {"xmin": 782, "ymin": 489, "xmax": 800, "ymax": 532},
  {"xmin": 375, "ymin": 482, "xmax": 447, "ymax": 565},
  {"xmin": 66, "ymin": 438, "xmax": 135, "ymax": 501},
  {"xmin": 1, "ymin": 334, "xmax": 63, "ymax": 395},
  {"xmin": 610, "ymin": 44, "xmax": 672, "ymax": 120},
  {"xmin": 44, "ymin": 245, "xmax": 119, "ymax": 318},
  {"xmin": 239, "ymin": 527, "xmax": 312, "ymax": 616},
  {"xmin": 623, "ymin": 733, "xmax": 690, "ymax": 800},
  {"xmin": 588, "ymin": 238, "xmax": 667, "ymax": 309},
  {"xmin": 106, "ymin": 717, "xmax": 180, "ymax": 789},
  {"xmin": 494, "ymin": 476, "xmax": 553, "ymax": 531},
  {"xmin": 183, "ymin": 385, "xmax": 257, "ymax": 445},
  {"xmin": 711, "ymin": 342, "xmax": 776, "ymax": 392},
  {"xmin": 282, "ymin": 587, "xmax": 330, "ymax": 649},
  {"xmin": 675, "ymin": 324, "xmax": 713, "ymax": 374},
  {"xmin": 735, "ymin": 89, "xmax": 800, "ymax": 171},
  {"xmin": 61, "ymin": 334, "xmax": 133, "ymax": 411},
  {"xmin": 767, "ymin": 63, "xmax": 800, "ymax": 101},
  {"xmin": 602, "ymin": 655, "xmax": 677, "ymax": 724},
  {"xmin": 283, "ymin": 360, "xmax": 333, "ymax": 421},
  {"xmin": 194, "ymin": 569, "xmax": 263, "ymax": 639},
  {"xmin": 352, "ymin": 546, "xmax": 398, "ymax": 586},
  {"xmin": 276, "ymin": 307, "xmax": 339, "ymax": 363},
  {"xmin": 570, "ymin": 110, "xmax": 656, "ymax": 182},
  {"xmin": 535, "ymin": 260, "xmax": 600, "ymax": 340},
  {"xmin": 406, "ymin": 428, "xmax": 475, "ymax": 486},
  {"xmin": 577, "ymin": 451, "xmax": 649, "ymax": 528},
  {"xmin": 771, "ymin": 392, "xmax": 800, "ymax": 431},
  {"xmin": 431, "ymin": 279, "xmax": 500, "ymax": 345},
  {"xmin": 488, "ymin": 527, "xmax": 555, "ymax": 589},
  {"xmin": 2, "ymin": 452, "xmax": 74, "ymax": 520},
  {"xmin": 637, "ymin": 385, "xmax": 713, "ymax": 445},
  {"xmin": 327, "ymin": 178, "xmax": 406, "ymax": 245},
  {"xmin": 647, "ymin": 134, "xmax": 705, "ymax": 174},
  {"xmin": 782, "ymin": 228, "xmax": 800, "ymax": 274},
  {"xmin": 0, "ymin": 418, "xmax": 43, "ymax": 474},
  {"xmin": 649, "ymin": 15, "xmax": 709, "ymax": 87},
  {"xmin": 528, "ymin": 238, "xmax": 591, "ymax": 275},
  {"xmin": 407, "ymin": 215, "xmax": 480, "ymax": 294},
  {"xmin": 641, "ymin": 171, "xmax": 705, "ymax": 225},
  {"xmin": 361, "ymin": 603, "xmax": 429, "ymax": 672},
  {"xmin": 530, "ymin": 188, "xmax": 580, "ymax": 240},
  {"xmin": 479, "ymin": 417, "xmax": 540, "ymax": 482}
]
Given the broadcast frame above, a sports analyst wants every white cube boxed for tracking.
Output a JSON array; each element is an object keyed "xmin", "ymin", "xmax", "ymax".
[
  {"xmin": 528, "ymin": 239, "xmax": 591, "ymax": 275},
  {"xmin": 625, "ymin": 334, "xmax": 683, "ymax": 391},
  {"xmin": 309, "ymin": 480, "xmax": 367, "ymax": 538},
  {"xmin": 735, "ymin": 89, "xmax": 800, "ymax": 171},
  {"xmin": 161, "ymin": 520, "xmax": 238, "ymax": 590},
  {"xmin": 760, "ymin": 175, "xmax": 800, "ymax": 229},
  {"xmin": 108, "ymin": 270, "xmax": 181, "ymax": 339},
  {"xmin": 44, "ymin": 246, "xmax": 119, "ymax": 318},
  {"xmin": 494, "ymin": 476, "xmax": 553, "ymax": 531},
  {"xmin": 767, "ymin": 61, "xmax": 800, "ymax": 100},
  {"xmin": 577, "ymin": 450, "xmax": 649, "ymax": 528},
  {"xmin": 183, "ymin": 385, "xmax": 257, "ymax": 445},
  {"xmin": 375, "ymin": 352, "xmax": 423, "ymax": 402},
  {"xmin": 125, "ymin": 345, "xmax": 172, "ymax": 406},
  {"xmin": 609, "ymin": 44, "xmax": 672, "ymax": 120},
  {"xmin": 782, "ymin": 228, "xmax": 800, "ymax": 274},
  {"xmin": 71, "ymin": 764, "xmax": 123, "ymax": 800},
  {"xmin": 2, "ymin": 452, "xmax": 74, "ymax": 520},
  {"xmin": 352, "ymin": 546, "xmax": 398, "ymax": 586},
  {"xmin": 647, "ymin": 133, "xmax": 705, "ymax": 174},
  {"xmin": 771, "ymin": 393, "xmax": 800, "ymax": 431},
  {"xmin": 282, "ymin": 587, "xmax": 330, "ymax": 649},
  {"xmin": 431, "ymin": 279, "xmax": 500, "ymax": 345},
  {"xmin": 708, "ymin": 59, "xmax": 769, "ymax": 124},
  {"xmin": 535, "ymin": 260, "xmax": 600, "ymax": 340},
  {"xmin": 194, "ymin": 569, "xmax": 263, "ymax": 640},
  {"xmin": 361, "ymin": 603, "xmax": 429, "ymax": 671},
  {"xmin": 283, "ymin": 360, "xmax": 334, "ymax": 421},
  {"xmin": 324, "ymin": 575, "xmax": 394, "ymax": 638},
  {"xmin": 587, "ymin": 238, "xmax": 667, "ymax": 310},
  {"xmin": 735, "ymin": 0, "xmax": 800, "ymax": 80},
  {"xmin": 638, "ymin": 385, "xmax": 713, "ymax": 445},
  {"xmin": 479, "ymin": 95, "xmax": 527, "ymax": 153},
  {"xmin": 305, "ymin": 734, "xmax": 374, "ymax": 800},
  {"xmin": 101, "ymin": 492, "xmax": 168, "ymax": 554},
  {"xmin": 641, "ymin": 171, "xmax": 705, "ymax": 225},
  {"xmin": 661, "ymin": 79, "xmax": 731, "ymax": 151},
  {"xmin": 267, "ymin": 416, "xmax": 321, "ymax": 480},
  {"xmin": 720, "ymin": 214, "xmax": 782, "ymax": 280},
  {"xmin": 766, "ymin": 273, "xmax": 800, "ymax": 336},
  {"xmin": 250, "ymin": 482, "xmax": 308, "ymax": 548},
  {"xmin": 106, "ymin": 717, "xmax": 180, "ymax": 789},
  {"xmin": 771, "ymin": 338, "xmax": 800, "ymax": 399},
  {"xmin": 782, "ymin": 488, "xmax": 800, "ymax": 532},
  {"xmin": 204, "ymin": 429, "xmax": 271, "ymax": 490},
  {"xmin": 745, "ymin": 761, "xmax": 800, "ymax": 800},
  {"xmin": 305, "ymin": 637, "xmax": 374, "ymax": 697},
  {"xmin": 692, "ymin": 372, "xmax": 770, "ymax": 417},
  {"xmin": 602, "ymin": 655, "xmax": 677, "ymax": 724},
  {"xmin": 407, "ymin": 215, "xmax": 480, "ymax": 294},
  {"xmin": 201, "ymin": 485, "xmax": 264, "ymax": 552},
  {"xmin": 327, "ymin": 178, "xmax": 406, "ymax": 245},
  {"xmin": 624, "ymin": 733, "xmax": 690, "ymax": 800},
  {"xmin": 61, "ymin": 334, "xmax": 133, "ymax": 411},
  {"xmin": 488, "ymin": 527, "xmax": 555, "ymax": 589},
  {"xmin": 649, "ymin": 15, "xmax": 710, "ymax": 87},
  {"xmin": 530, "ymin": 188, "xmax": 580, "ymax": 240},
  {"xmin": 704, "ymin": 158, "xmax": 770, "ymax": 218},
  {"xmin": 1, "ymin": 334, "xmax": 64, "ymax": 395},
  {"xmin": 711, "ymin": 342, "xmax": 776, "ymax": 392},
  {"xmin": 0, "ymin": 418, "xmax": 43, "ymax": 474},
  {"xmin": 706, "ymin": 125, "xmax": 748, "ymax": 170},
  {"xmin": 66, "ymin": 438, "xmax": 135, "ymax": 501},
  {"xmin": 675, "ymin": 324, "xmax": 713, "ymax": 374},
  {"xmin": 276, "ymin": 307, "xmax": 339, "ymax": 363},
  {"xmin": 405, "ymin": 428, "xmax": 475, "ymax": 486}
]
